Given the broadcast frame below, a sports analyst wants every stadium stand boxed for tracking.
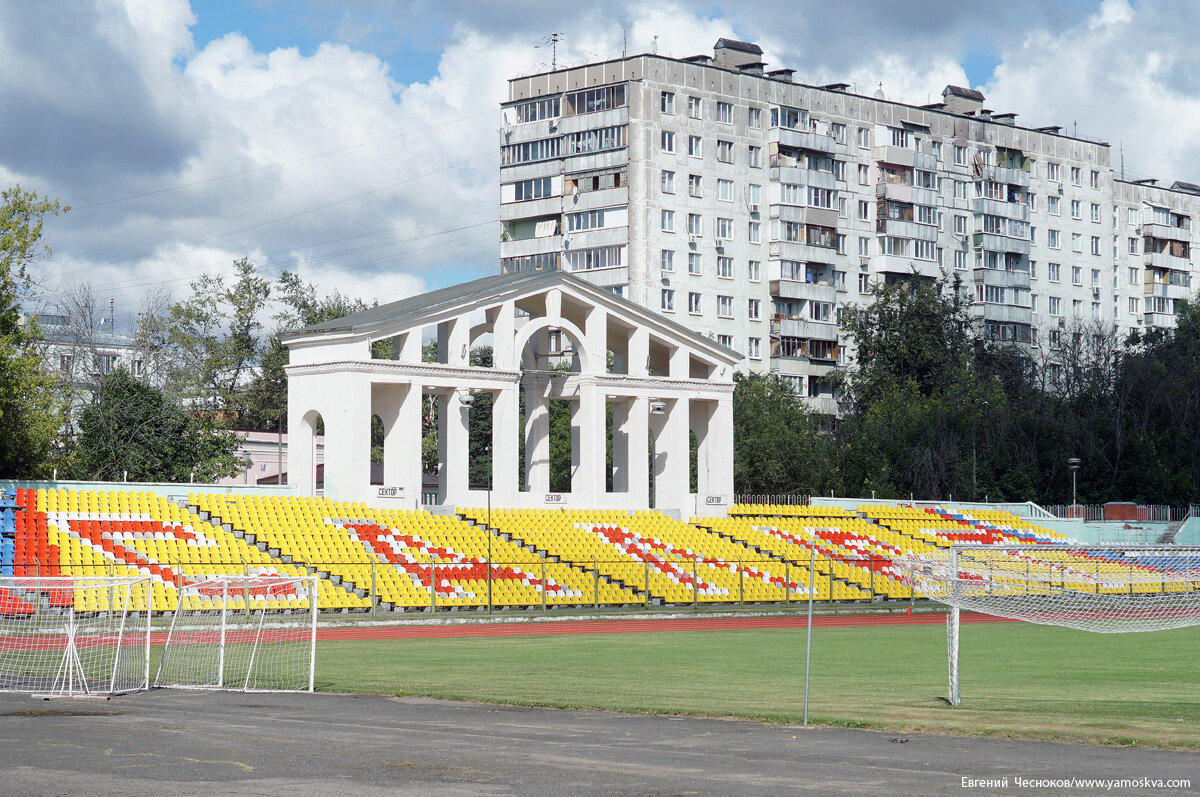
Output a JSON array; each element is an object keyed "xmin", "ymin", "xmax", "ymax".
[{"xmin": 3, "ymin": 486, "xmax": 1181, "ymax": 613}]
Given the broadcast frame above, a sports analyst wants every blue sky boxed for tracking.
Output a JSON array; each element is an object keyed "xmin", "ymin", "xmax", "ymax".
[{"xmin": 2, "ymin": 0, "xmax": 1196, "ymax": 315}]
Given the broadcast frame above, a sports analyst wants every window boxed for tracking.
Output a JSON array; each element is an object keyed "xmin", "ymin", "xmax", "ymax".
[
  {"xmin": 687, "ymin": 213, "xmax": 702, "ymax": 236},
  {"xmin": 717, "ymin": 255, "xmax": 733, "ymax": 278},
  {"xmin": 954, "ymin": 215, "xmax": 966, "ymax": 234},
  {"xmin": 1128, "ymin": 266, "xmax": 1138, "ymax": 284},
  {"xmin": 913, "ymin": 240, "xmax": 936, "ymax": 261},
  {"xmin": 747, "ymin": 184, "xmax": 761, "ymax": 207},
  {"xmin": 501, "ymin": 136, "xmax": 560, "ymax": 165},
  {"xmin": 661, "ymin": 131, "xmax": 675, "ymax": 152},
  {"xmin": 1090, "ymin": 203, "xmax": 1100, "ymax": 222},
  {"xmin": 565, "ymin": 85, "xmax": 627, "ymax": 115},
  {"xmin": 716, "ymin": 217, "xmax": 734, "ymax": 240},
  {"xmin": 889, "ymin": 127, "xmax": 912, "ymax": 147},
  {"xmin": 747, "ymin": 337, "xmax": 761, "ymax": 359},
  {"xmin": 1073, "ymin": 299, "xmax": 1083, "ymax": 317},
  {"xmin": 1128, "ymin": 238, "xmax": 1138, "ymax": 255},
  {"xmin": 1070, "ymin": 166, "xmax": 1081, "ymax": 185},
  {"xmin": 954, "ymin": 180, "xmax": 968, "ymax": 199},
  {"xmin": 687, "ymin": 95, "xmax": 701, "ymax": 119},
  {"xmin": 661, "ymin": 209, "xmax": 675, "ymax": 232},
  {"xmin": 858, "ymin": 200, "xmax": 870, "ymax": 220},
  {"xmin": 688, "ymin": 292, "xmax": 702, "ymax": 314},
  {"xmin": 717, "ymin": 334, "xmax": 734, "ymax": 349},
  {"xmin": 1048, "ymin": 229, "xmax": 1061, "ymax": 249},
  {"xmin": 1049, "ymin": 262, "xmax": 1061, "ymax": 282},
  {"xmin": 858, "ymin": 273, "xmax": 871, "ymax": 293},
  {"xmin": 566, "ymin": 167, "xmax": 626, "ymax": 194},
  {"xmin": 1090, "ymin": 236, "xmax": 1101, "ymax": 256},
  {"xmin": 1072, "ymin": 265, "xmax": 1082, "ymax": 285},
  {"xmin": 1048, "ymin": 195, "xmax": 1060, "ymax": 215},
  {"xmin": 932, "ymin": 141, "xmax": 942, "ymax": 160},
  {"xmin": 954, "ymin": 250, "xmax": 967, "ymax": 270},
  {"xmin": 1071, "ymin": 200, "xmax": 1082, "ymax": 219},
  {"xmin": 858, "ymin": 128, "xmax": 871, "ymax": 148},
  {"xmin": 688, "ymin": 252, "xmax": 702, "ymax": 275},
  {"xmin": 855, "ymin": 164, "xmax": 869, "ymax": 186},
  {"xmin": 561, "ymin": 125, "xmax": 626, "ymax": 155},
  {"xmin": 717, "ymin": 178, "xmax": 734, "ymax": 201},
  {"xmin": 954, "ymin": 145, "xmax": 967, "ymax": 166},
  {"xmin": 1090, "ymin": 169, "xmax": 1100, "ymax": 188},
  {"xmin": 748, "ymin": 145, "xmax": 761, "ymax": 168},
  {"xmin": 748, "ymin": 260, "xmax": 761, "ymax": 281},
  {"xmin": 1047, "ymin": 162, "xmax": 1061, "ymax": 182},
  {"xmin": 748, "ymin": 107, "xmax": 762, "ymax": 129},
  {"xmin": 1029, "ymin": 193, "xmax": 1038, "ymax": 212},
  {"xmin": 808, "ymin": 187, "xmax": 834, "ymax": 208},
  {"xmin": 566, "ymin": 209, "xmax": 608, "ymax": 232},
  {"xmin": 564, "ymin": 245, "xmax": 622, "ymax": 271},
  {"xmin": 688, "ymin": 135, "xmax": 702, "ymax": 157},
  {"xmin": 688, "ymin": 174, "xmax": 702, "ymax": 197},
  {"xmin": 661, "ymin": 170, "xmax": 674, "ymax": 193},
  {"xmin": 1049, "ymin": 296, "xmax": 1062, "ymax": 316},
  {"xmin": 1091, "ymin": 268, "xmax": 1100, "ymax": 287},
  {"xmin": 716, "ymin": 101, "xmax": 733, "ymax": 124},
  {"xmin": 1031, "ymin": 294, "xmax": 1038, "ymax": 312},
  {"xmin": 717, "ymin": 295, "xmax": 734, "ymax": 318},
  {"xmin": 858, "ymin": 236, "xmax": 871, "ymax": 256},
  {"xmin": 1030, "ymin": 261, "xmax": 1037, "ymax": 280},
  {"xmin": 809, "ymin": 301, "xmax": 832, "ymax": 322},
  {"xmin": 660, "ymin": 91, "xmax": 675, "ymax": 115},
  {"xmin": 748, "ymin": 298, "xmax": 760, "ymax": 320},
  {"xmin": 1129, "ymin": 296, "xmax": 1140, "ymax": 315},
  {"xmin": 748, "ymin": 221, "xmax": 760, "ymax": 243},
  {"xmin": 660, "ymin": 250, "xmax": 675, "ymax": 272},
  {"xmin": 1071, "ymin": 232, "xmax": 1082, "ymax": 253},
  {"xmin": 716, "ymin": 140, "xmax": 733, "ymax": 163},
  {"xmin": 661, "ymin": 289, "xmax": 675, "ymax": 312},
  {"xmin": 512, "ymin": 177, "xmax": 552, "ymax": 201}
]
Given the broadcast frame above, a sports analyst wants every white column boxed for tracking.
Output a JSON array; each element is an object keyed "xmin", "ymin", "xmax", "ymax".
[
  {"xmin": 389, "ymin": 383, "xmax": 424, "ymax": 505},
  {"xmin": 628, "ymin": 328, "xmax": 649, "ymax": 377},
  {"xmin": 610, "ymin": 399, "xmax": 629, "ymax": 493},
  {"xmin": 584, "ymin": 306, "xmax": 607, "ymax": 376},
  {"xmin": 651, "ymin": 396, "xmax": 690, "ymax": 515},
  {"xmin": 669, "ymin": 345, "xmax": 690, "ymax": 379},
  {"xmin": 491, "ymin": 385, "xmax": 519, "ymax": 505},
  {"xmin": 438, "ymin": 317, "xmax": 469, "ymax": 366},
  {"xmin": 443, "ymin": 389, "xmax": 470, "ymax": 505},
  {"xmin": 286, "ymin": 378, "xmax": 316, "ymax": 496},
  {"xmin": 492, "ymin": 301, "xmax": 516, "ymax": 371},
  {"xmin": 627, "ymin": 396, "xmax": 650, "ymax": 508},
  {"xmin": 711, "ymin": 395, "xmax": 735, "ymax": 501},
  {"xmin": 321, "ymin": 374, "xmax": 372, "ymax": 502},
  {"xmin": 574, "ymin": 381, "xmax": 605, "ymax": 504},
  {"xmin": 524, "ymin": 378, "xmax": 550, "ymax": 493},
  {"xmin": 393, "ymin": 331, "xmax": 422, "ymax": 363},
  {"xmin": 691, "ymin": 399, "xmax": 714, "ymax": 497}
]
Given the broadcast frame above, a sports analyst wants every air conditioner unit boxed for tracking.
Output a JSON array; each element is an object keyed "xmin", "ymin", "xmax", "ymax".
[
  {"xmin": 1092, "ymin": 287, "xmax": 1101, "ymax": 298},
  {"xmin": 748, "ymin": 203, "xmax": 760, "ymax": 214},
  {"xmin": 688, "ymin": 234, "xmax": 698, "ymax": 244}
]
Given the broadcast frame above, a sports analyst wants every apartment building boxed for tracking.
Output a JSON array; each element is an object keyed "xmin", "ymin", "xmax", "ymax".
[{"xmin": 499, "ymin": 39, "xmax": 1200, "ymax": 411}]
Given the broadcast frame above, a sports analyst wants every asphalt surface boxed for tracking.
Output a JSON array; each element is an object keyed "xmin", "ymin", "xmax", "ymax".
[{"xmin": 0, "ymin": 690, "xmax": 1196, "ymax": 796}]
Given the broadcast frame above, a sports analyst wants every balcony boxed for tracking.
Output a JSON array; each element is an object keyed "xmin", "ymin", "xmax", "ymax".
[
  {"xmin": 554, "ymin": 107, "xmax": 628, "ymax": 136},
  {"xmin": 875, "ymin": 183, "xmax": 938, "ymax": 207},
  {"xmin": 973, "ymin": 303, "xmax": 1033, "ymax": 325},
  {"xmin": 770, "ymin": 126, "xmax": 836, "ymax": 153},
  {"xmin": 501, "ymin": 196, "xmax": 562, "ymax": 220},
  {"xmin": 1143, "ymin": 250, "xmax": 1189, "ymax": 270},
  {"xmin": 989, "ymin": 165, "xmax": 1030, "ymax": 187},
  {"xmin": 872, "ymin": 254, "xmax": 941, "ymax": 279},
  {"xmin": 1144, "ymin": 311, "xmax": 1178, "ymax": 330},
  {"xmin": 501, "ymin": 234, "xmax": 562, "ymax": 259},
  {"xmin": 770, "ymin": 278, "xmax": 837, "ymax": 304},
  {"xmin": 973, "ymin": 232, "xmax": 1031, "ymax": 255},
  {"xmin": 873, "ymin": 146, "xmax": 937, "ymax": 171},
  {"xmin": 1141, "ymin": 223, "xmax": 1191, "ymax": 244},
  {"xmin": 769, "ymin": 241, "xmax": 839, "ymax": 264},
  {"xmin": 564, "ymin": 226, "xmax": 628, "ymax": 250},
  {"xmin": 770, "ymin": 317, "xmax": 839, "ymax": 342},
  {"xmin": 876, "ymin": 218, "xmax": 938, "ymax": 241},
  {"xmin": 1144, "ymin": 270, "xmax": 1192, "ymax": 301},
  {"xmin": 974, "ymin": 267, "xmax": 1031, "ymax": 289},
  {"xmin": 971, "ymin": 198, "xmax": 1030, "ymax": 221}
]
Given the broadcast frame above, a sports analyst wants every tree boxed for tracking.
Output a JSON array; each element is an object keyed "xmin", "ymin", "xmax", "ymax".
[
  {"xmin": 732, "ymin": 372, "xmax": 838, "ymax": 495},
  {"xmin": 69, "ymin": 368, "xmax": 240, "ymax": 482},
  {"xmin": 164, "ymin": 257, "xmax": 271, "ymax": 423},
  {"xmin": 0, "ymin": 186, "xmax": 65, "ymax": 477}
]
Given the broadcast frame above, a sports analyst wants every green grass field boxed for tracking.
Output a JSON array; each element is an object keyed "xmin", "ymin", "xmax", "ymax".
[{"xmin": 315, "ymin": 622, "xmax": 1200, "ymax": 750}]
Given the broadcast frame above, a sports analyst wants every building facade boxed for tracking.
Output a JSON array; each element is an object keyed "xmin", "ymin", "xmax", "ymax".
[{"xmin": 499, "ymin": 39, "xmax": 1199, "ymax": 410}]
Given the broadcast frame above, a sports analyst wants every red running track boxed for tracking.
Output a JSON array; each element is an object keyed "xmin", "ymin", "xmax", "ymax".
[{"xmin": 316, "ymin": 611, "xmax": 1011, "ymax": 641}]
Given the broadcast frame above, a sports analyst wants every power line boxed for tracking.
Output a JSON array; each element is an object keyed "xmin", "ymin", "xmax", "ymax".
[{"xmin": 70, "ymin": 108, "xmax": 498, "ymax": 211}]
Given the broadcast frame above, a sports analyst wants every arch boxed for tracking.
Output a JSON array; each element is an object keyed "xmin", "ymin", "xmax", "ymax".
[
  {"xmin": 514, "ymin": 316, "xmax": 593, "ymax": 373},
  {"xmin": 298, "ymin": 409, "xmax": 324, "ymax": 496}
]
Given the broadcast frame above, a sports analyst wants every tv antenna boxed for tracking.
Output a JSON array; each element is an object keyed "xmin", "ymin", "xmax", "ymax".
[{"xmin": 538, "ymin": 32, "xmax": 563, "ymax": 70}]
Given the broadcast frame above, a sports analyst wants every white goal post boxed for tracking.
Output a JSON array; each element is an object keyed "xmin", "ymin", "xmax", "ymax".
[
  {"xmin": 0, "ymin": 576, "xmax": 152, "ymax": 698},
  {"xmin": 901, "ymin": 545, "xmax": 1200, "ymax": 706},
  {"xmin": 153, "ymin": 574, "xmax": 318, "ymax": 693}
]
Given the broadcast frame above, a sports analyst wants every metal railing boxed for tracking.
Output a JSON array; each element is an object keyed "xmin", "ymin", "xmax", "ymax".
[
  {"xmin": 1042, "ymin": 504, "xmax": 1192, "ymax": 522},
  {"xmin": 734, "ymin": 494, "xmax": 811, "ymax": 506}
]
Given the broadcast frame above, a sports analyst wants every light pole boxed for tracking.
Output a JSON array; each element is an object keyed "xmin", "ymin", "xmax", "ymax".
[{"xmin": 1067, "ymin": 457, "xmax": 1081, "ymax": 516}]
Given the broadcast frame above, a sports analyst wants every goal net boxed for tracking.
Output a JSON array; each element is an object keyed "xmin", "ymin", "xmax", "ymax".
[
  {"xmin": 899, "ymin": 545, "xmax": 1200, "ymax": 705},
  {"xmin": 154, "ymin": 574, "xmax": 317, "ymax": 693},
  {"xmin": 0, "ymin": 576, "xmax": 152, "ymax": 697}
]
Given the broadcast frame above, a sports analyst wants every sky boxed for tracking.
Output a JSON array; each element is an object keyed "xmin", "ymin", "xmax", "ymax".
[{"xmin": 4, "ymin": 0, "xmax": 1200, "ymax": 328}]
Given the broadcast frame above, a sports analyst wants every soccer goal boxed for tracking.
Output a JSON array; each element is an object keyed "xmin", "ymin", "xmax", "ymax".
[
  {"xmin": 0, "ymin": 576, "xmax": 152, "ymax": 698},
  {"xmin": 153, "ymin": 574, "xmax": 318, "ymax": 693},
  {"xmin": 900, "ymin": 545, "xmax": 1200, "ymax": 705}
]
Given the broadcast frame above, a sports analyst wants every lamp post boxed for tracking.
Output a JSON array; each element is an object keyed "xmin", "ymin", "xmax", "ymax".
[{"xmin": 1067, "ymin": 457, "xmax": 1081, "ymax": 516}]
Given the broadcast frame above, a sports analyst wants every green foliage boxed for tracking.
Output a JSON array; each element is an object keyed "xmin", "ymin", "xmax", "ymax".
[
  {"xmin": 732, "ymin": 372, "xmax": 838, "ymax": 495},
  {"xmin": 69, "ymin": 368, "xmax": 240, "ymax": 482},
  {"xmin": 0, "ymin": 186, "xmax": 65, "ymax": 477}
]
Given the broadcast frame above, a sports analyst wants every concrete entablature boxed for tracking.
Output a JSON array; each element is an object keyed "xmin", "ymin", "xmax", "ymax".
[{"xmin": 282, "ymin": 271, "xmax": 740, "ymax": 516}]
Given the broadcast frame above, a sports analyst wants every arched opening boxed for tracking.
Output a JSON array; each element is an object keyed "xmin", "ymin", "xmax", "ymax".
[{"xmin": 299, "ymin": 409, "xmax": 324, "ymax": 496}]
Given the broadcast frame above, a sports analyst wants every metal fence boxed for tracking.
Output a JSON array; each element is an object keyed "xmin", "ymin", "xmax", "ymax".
[
  {"xmin": 1042, "ymin": 504, "xmax": 1193, "ymax": 522},
  {"xmin": 734, "ymin": 494, "xmax": 811, "ymax": 506}
]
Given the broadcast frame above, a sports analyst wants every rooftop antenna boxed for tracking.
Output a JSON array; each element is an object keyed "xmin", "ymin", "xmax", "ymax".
[
  {"xmin": 623, "ymin": 29, "xmax": 627, "ymax": 58},
  {"xmin": 544, "ymin": 32, "xmax": 563, "ymax": 70},
  {"xmin": 1120, "ymin": 140, "xmax": 1125, "ymax": 180},
  {"xmin": 651, "ymin": 35, "xmax": 658, "ymax": 54}
]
